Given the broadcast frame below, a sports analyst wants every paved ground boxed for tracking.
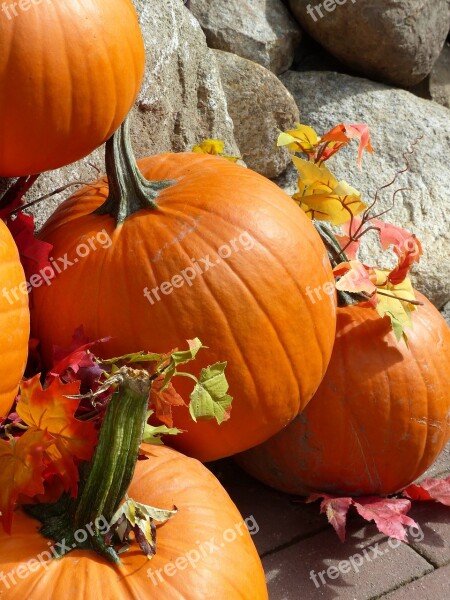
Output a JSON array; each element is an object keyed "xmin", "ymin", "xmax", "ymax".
[{"xmin": 208, "ymin": 443, "xmax": 450, "ymax": 600}]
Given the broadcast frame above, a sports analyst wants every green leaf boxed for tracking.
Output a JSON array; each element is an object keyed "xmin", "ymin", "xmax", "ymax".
[
  {"xmin": 189, "ymin": 362, "xmax": 232, "ymax": 424},
  {"xmin": 143, "ymin": 413, "xmax": 183, "ymax": 445},
  {"xmin": 162, "ymin": 338, "xmax": 203, "ymax": 389}
]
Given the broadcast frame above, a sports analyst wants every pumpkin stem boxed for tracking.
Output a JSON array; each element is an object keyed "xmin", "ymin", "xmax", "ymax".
[
  {"xmin": 314, "ymin": 221, "xmax": 369, "ymax": 308},
  {"xmin": 94, "ymin": 115, "xmax": 174, "ymax": 224},
  {"xmin": 24, "ymin": 368, "xmax": 151, "ymax": 564}
]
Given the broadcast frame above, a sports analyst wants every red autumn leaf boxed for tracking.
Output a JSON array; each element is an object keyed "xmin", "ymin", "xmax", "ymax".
[
  {"xmin": 319, "ymin": 124, "xmax": 351, "ymax": 161},
  {"xmin": 353, "ymin": 497, "xmax": 418, "ymax": 542},
  {"xmin": 307, "ymin": 494, "xmax": 353, "ymax": 542},
  {"xmin": 49, "ymin": 326, "xmax": 109, "ymax": 390},
  {"xmin": 0, "ymin": 429, "xmax": 48, "ymax": 533},
  {"xmin": 150, "ymin": 374, "xmax": 186, "ymax": 428},
  {"xmin": 403, "ymin": 477, "xmax": 450, "ymax": 506},
  {"xmin": 3, "ymin": 212, "xmax": 54, "ymax": 284},
  {"xmin": 334, "ymin": 261, "xmax": 376, "ymax": 295},
  {"xmin": 17, "ymin": 375, "xmax": 98, "ymax": 496},
  {"xmin": 389, "ymin": 237, "xmax": 423, "ymax": 285},
  {"xmin": 343, "ymin": 124, "xmax": 374, "ymax": 168}
]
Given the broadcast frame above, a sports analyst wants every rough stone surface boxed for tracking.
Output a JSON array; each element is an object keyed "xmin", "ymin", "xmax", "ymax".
[
  {"xmin": 288, "ymin": 0, "xmax": 450, "ymax": 87},
  {"xmin": 214, "ymin": 50, "xmax": 299, "ymax": 178},
  {"xmin": 442, "ymin": 302, "xmax": 450, "ymax": 326},
  {"xmin": 0, "ymin": 0, "xmax": 239, "ymax": 229},
  {"xmin": 190, "ymin": 0, "xmax": 302, "ymax": 75},
  {"xmin": 430, "ymin": 42, "xmax": 450, "ymax": 109},
  {"xmin": 278, "ymin": 71, "xmax": 450, "ymax": 308}
]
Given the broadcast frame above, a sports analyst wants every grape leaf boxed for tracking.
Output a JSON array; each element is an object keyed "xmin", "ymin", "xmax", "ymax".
[
  {"xmin": 189, "ymin": 362, "xmax": 232, "ymax": 424},
  {"xmin": 403, "ymin": 477, "xmax": 450, "ymax": 506}
]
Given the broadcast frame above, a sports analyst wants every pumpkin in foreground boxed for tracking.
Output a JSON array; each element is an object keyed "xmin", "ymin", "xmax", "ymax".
[
  {"xmin": 31, "ymin": 119, "xmax": 337, "ymax": 462},
  {"xmin": 0, "ymin": 219, "xmax": 29, "ymax": 416},
  {"xmin": 237, "ymin": 292, "xmax": 450, "ymax": 496},
  {"xmin": 0, "ymin": 0, "xmax": 145, "ymax": 176},
  {"xmin": 0, "ymin": 443, "xmax": 267, "ymax": 599}
]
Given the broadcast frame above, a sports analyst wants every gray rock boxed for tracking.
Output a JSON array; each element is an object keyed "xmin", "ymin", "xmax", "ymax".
[
  {"xmin": 0, "ymin": 0, "xmax": 239, "ymax": 229},
  {"xmin": 214, "ymin": 50, "xmax": 299, "ymax": 178},
  {"xmin": 288, "ymin": 0, "xmax": 450, "ymax": 87},
  {"xmin": 430, "ymin": 42, "xmax": 450, "ymax": 109},
  {"xmin": 278, "ymin": 70, "xmax": 450, "ymax": 309},
  {"xmin": 190, "ymin": 0, "xmax": 302, "ymax": 75},
  {"xmin": 441, "ymin": 301, "xmax": 450, "ymax": 326}
]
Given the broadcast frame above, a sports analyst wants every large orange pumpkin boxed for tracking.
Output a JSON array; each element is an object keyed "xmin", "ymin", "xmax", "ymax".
[
  {"xmin": 31, "ymin": 120, "xmax": 337, "ymax": 462},
  {"xmin": 0, "ymin": 219, "xmax": 29, "ymax": 416},
  {"xmin": 0, "ymin": 444, "xmax": 268, "ymax": 599},
  {"xmin": 0, "ymin": 0, "xmax": 145, "ymax": 176},
  {"xmin": 237, "ymin": 293, "xmax": 450, "ymax": 496}
]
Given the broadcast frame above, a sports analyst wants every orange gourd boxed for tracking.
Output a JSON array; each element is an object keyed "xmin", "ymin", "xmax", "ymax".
[
  {"xmin": 0, "ymin": 219, "xmax": 29, "ymax": 416},
  {"xmin": 31, "ymin": 119, "xmax": 337, "ymax": 462},
  {"xmin": 0, "ymin": 444, "xmax": 268, "ymax": 599},
  {"xmin": 0, "ymin": 0, "xmax": 145, "ymax": 176},
  {"xmin": 237, "ymin": 293, "xmax": 450, "ymax": 496}
]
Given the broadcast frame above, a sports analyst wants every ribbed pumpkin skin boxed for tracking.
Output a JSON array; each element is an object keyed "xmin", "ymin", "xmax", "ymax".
[
  {"xmin": 0, "ymin": 0, "xmax": 145, "ymax": 176},
  {"xmin": 0, "ymin": 220, "xmax": 29, "ymax": 416},
  {"xmin": 0, "ymin": 444, "xmax": 268, "ymax": 599},
  {"xmin": 237, "ymin": 293, "xmax": 450, "ymax": 496},
  {"xmin": 31, "ymin": 153, "xmax": 336, "ymax": 462}
]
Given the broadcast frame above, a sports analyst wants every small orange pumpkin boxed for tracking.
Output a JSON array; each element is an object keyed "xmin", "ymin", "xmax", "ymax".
[
  {"xmin": 237, "ymin": 292, "xmax": 450, "ymax": 496},
  {"xmin": 0, "ymin": 219, "xmax": 29, "ymax": 416}
]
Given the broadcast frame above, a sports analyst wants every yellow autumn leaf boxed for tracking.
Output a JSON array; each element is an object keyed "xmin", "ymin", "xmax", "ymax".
[
  {"xmin": 291, "ymin": 157, "xmax": 366, "ymax": 225},
  {"xmin": 277, "ymin": 124, "xmax": 320, "ymax": 153},
  {"xmin": 191, "ymin": 139, "xmax": 239, "ymax": 162},
  {"xmin": 373, "ymin": 271, "xmax": 417, "ymax": 342}
]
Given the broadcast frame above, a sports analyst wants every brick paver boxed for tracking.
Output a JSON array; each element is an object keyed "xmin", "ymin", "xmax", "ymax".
[
  {"xmin": 209, "ymin": 442, "xmax": 450, "ymax": 599},
  {"xmin": 262, "ymin": 524, "xmax": 433, "ymax": 600},
  {"xmin": 379, "ymin": 563, "xmax": 450, "ymax": 600}
]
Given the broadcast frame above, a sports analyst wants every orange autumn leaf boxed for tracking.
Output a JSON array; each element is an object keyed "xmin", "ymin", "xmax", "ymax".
[
  {"xmin": 334, "ymin": 261, "xmax": 376, "ymax": 295},
  {"xmin": 0, "ymin": 429, "xmax": 48, "ymax": 533},
  {"xmin": 16, "ymin": 375, "xmax": 98, "ymax": 496},
  {"xmin": 343, "ymin": 124, "xmax": 374, "ymax": 168},
  {"xmin": 150, "ymin": 374, "xmax": 186, "ymax": 428}
]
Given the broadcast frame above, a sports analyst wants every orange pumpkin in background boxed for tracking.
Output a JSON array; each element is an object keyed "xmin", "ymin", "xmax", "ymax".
[
  {"xmin": 31, "ymin": 119, "xmax": 337, "ymax": 462},
  {"xmin": 0, "ymin": 444, "xmax": 268, "ymax": 600},
  {"xmin": 0, "ymin": 0, "xmax": 145, "ymax": 176},
  {"xmin": 0, "ymin": 220, "xmax": 29, "ymax": 416},
  {"xmin": 237, "ymin": 293, "xmax": 450, "ymax": 496}
]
